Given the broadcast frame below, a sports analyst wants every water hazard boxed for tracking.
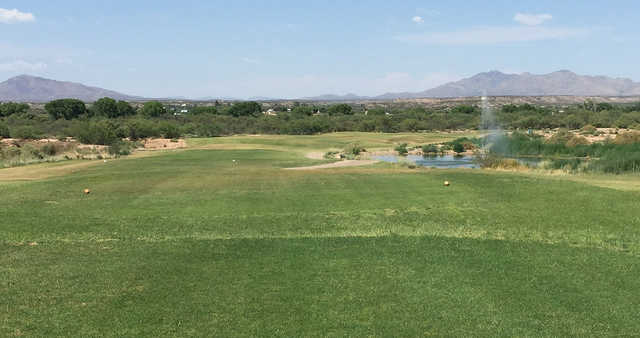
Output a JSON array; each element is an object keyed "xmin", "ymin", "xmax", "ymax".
[{"xmin": 372, "ymin": 154, "xmax": 544, "ymax": 169}]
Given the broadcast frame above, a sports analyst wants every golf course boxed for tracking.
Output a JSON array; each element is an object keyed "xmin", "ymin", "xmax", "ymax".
[{"xmin": 2, "ymin": 132, "xmax": 640, "ymax": 336}]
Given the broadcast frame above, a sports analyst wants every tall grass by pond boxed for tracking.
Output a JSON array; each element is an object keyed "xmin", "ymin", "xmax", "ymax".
[{"xmin": 484, "ymin": 131, "xmax": 640, "ymax": 173}]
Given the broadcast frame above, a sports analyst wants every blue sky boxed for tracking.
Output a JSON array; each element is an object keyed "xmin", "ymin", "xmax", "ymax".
[{"xmin": 1, "ymin": 0, "xmax": 639, "ymax": 98}]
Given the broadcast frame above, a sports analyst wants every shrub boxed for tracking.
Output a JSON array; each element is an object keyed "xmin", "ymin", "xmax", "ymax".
[
  {"xmin": 74, "ymin": 120, "xmax": 119, "ymax": 145},
  {"xmin": 0, "ymin": 122, "xmax": 10, "ymax": 138},
  {"xmin": 41, "ymin": 143, "xmax": 60, "ymax": 156},
  {"xmin": 11, "ymin": 126, "xmax": 40, "ymax": 139},
  {"xmin": 453, "ymin": 143, "xmax": 465, "ymax": 154},
  {"xmin": 566, "ymin": 135, "xmax": 590, "ymax": 147},
  {"xmin": 159, "ymin": 122, "xmax": 182, "ymax": 139},
  {"xmin": 125, "ymin": 119, "xmax": 160, "ymax": 140},
  {"xmin": 547, "ymin": 129, "xmax": 573, "ymax": 145},
  {"xmin": 581, "ymin": 124, "xmax": 598, "ymax": 135},
  {"xmin": 421, "ymin": 144, "xmax": 439, "ymax": 155},
  {"xmin": 22, "ymin": 144, "xmax": 44, "ymax": 159},
  {"xmin": 613, "ymin": 131, "xmax": 640, "ymax": 145},
  {"xmin": 344, "ymin": 143, "xmax": 365, "ymax": 156},
  {"xmin": 395, "ymin": 143, "xmax": 409, "ymax": 156},
  {"xmin": 45, "ymin": 99, "xmax": 87, "ymax": 120},
  {"xmin": 108, "ymin": 140, "xmax": 134, "ymax": 157},
  {"xmin": 140, "ymin": 101, "xmax": 166, "ymax": 117},
  {"xmin": 324, "ymin": 151, "xmax": 339, "ymax": 159}
]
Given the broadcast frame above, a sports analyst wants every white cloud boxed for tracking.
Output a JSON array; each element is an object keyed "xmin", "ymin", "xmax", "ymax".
[
  {"xmin": 395, "ymin": 26, "xmax": 587, "ymax": 45},
  {"xmin": 0, "ymin": 60, "xmax": 47, "ymax": 72},
  {"xmin": 514, "ymin": 13, "xmax": 552, "ymax": 26},
  {"xmin": 241, "ymin": 57, "xmax": 260, "ymax": 64},
  {"xmin": 0, "ymin": 8, "xmax": 35, "ymax": 24},
  {"xmin": 412, "ymin": 16, "xmax": 424, "ymax": 24}
]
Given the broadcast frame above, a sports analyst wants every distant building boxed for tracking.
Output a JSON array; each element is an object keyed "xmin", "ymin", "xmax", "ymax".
[{"xmin": 263, "ymin": 109, "xmax": 277, "ymax": 116}]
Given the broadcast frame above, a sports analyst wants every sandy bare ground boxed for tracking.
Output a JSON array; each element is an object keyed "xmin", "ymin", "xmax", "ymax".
[
  {"xmin": 285, "ymin": 159, "xmax": 379, "ymax": 170},
  {"xmin": 305, "ymin": 152, "xmax": 326, "ymax": 160},
  {"xmin": 141, "ymin": 138, "xmax": 186, "ymax": 150}
]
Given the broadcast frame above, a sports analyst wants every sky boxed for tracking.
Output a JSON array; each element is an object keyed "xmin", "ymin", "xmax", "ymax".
[{"xmin": 1, "ymin": 0, "xmax": 640, "ymax": 99}]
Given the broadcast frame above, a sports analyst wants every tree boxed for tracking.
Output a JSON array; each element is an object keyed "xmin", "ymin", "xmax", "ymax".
[
  {"xmin": 116, "ymin": 100, "xmax": 136, "ymax": 117},
  {"xmin": 453, "ymin": 142, "xmax": 465, "ymax": 154},
  {"xmin": 290, "ymin": 105, "xmax": 314, "ymax": 117},
  {"xmin": 0, "ymin": 102, "xmax": 30, "ymax": 117},
  {"xmin": 45, "ymin": 99, "xmax": 87, "ymax": 120},
  {"xmin": 140, "ymin": 101, "xmax": 166, "ymax": 117},
  {"xmin": 327, "ymin": 103, "xmax": 353, "ymax": 115},
  {"xmin": 191, "ymin": 106, "xmax": 218, "ymax": 115},
  {"xmin": 0, "ymin": 121, "xmax": 10, "ymax": 138},
  {"xmin": 227, "ymin": 101, "xmax": 261, "ymax": 117},
  {"xmin": 92, "ymin": 97, "xmax": 119, "ymax": 118}
]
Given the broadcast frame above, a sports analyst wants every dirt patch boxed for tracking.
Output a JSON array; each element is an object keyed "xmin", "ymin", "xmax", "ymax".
[
  {"xmin": 305, "ymin": 152, "xmax": 325, "ymax": 160},
  {"xmin": 285, "ymin": 160, "xmax": 379, "ymax": 170},
  {"xmin": 141, "ymin": 138, "xmax": 186, "ymax": 150}
]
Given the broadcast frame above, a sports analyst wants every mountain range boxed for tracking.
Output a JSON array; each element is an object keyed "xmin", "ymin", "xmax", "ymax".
[
  {"xmin": 0, "ymin": 75, "xmax": 140, "ymax": 102},
  {"xmin": 3, "ymin": 70, "xmax": 640, "ymax": 102},
  {"xmin": 304, "ymin": 70, "xmax": 640, "ymax": 100}
]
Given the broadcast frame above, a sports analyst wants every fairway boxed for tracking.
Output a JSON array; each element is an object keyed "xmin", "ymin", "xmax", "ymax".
[{"xmin": 2, "ymin": 134, "xmax": 640, "ymax": 336}]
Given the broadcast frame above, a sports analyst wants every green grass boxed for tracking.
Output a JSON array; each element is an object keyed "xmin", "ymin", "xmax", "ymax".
[
  {"xmin": 2, "ymin": 133, "xmax": 640, "ymax": 336},
  {"xmin": 187, "ymin": 131, "xmax": 482, "ymax": 152}
]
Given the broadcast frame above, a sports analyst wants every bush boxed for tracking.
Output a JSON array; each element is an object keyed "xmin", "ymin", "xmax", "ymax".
[
  {"xmin": 125, "ymin": 119, "xmax": 160, "ymax": 140},
  {"xmin": 45, "ymin": 99, "xmax": 87, "ymax": 120},
  {"xmin": 140, "ymin": 101, "xmax": 166, "ymax": 118},
  {"xmin": 11, "ymin": 126, "xmax": 40, "ymax": 139},
  {"xmin": 227, "ymin": 102, "xmax": 262, "ymax": 117},
  {"xmin": 581, "ymin": 124, "xmax": 598, "ymax": 135},
  {"xmin": 344, "ymin": 143, "xmax": 365, "ymax": 156},
  {"xmin": 453, "ymin": 143, "xmax": 465, "ymax": 154},
  {"xmin": 74, "ymin": 120, "xmax": 119, "ymax": 145},
  {"xmin": 159, "ymin": 122, "xmax": 182, "ymax": 139},
  {"xmin": 108, "ymin": 140, "xmax": 134, "ymax": 157},
  {"xmin": 0, "ymin": 122, "xmax": 10, "ymax": 138},
  {"xmin": 41, "ymin": 143, "xmax": 60, "ymax": 156},
  {"xmin": 421, "ymin": 144, "xmax": 439, "ymax": 155},
  {"xmin": 395, "ymin": 143, "xmax": 409, "ymax": 156}
]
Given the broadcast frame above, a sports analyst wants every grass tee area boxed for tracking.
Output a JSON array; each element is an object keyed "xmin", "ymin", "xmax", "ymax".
[{"xmin": 2, "ymin": 133, "xmax": 640, "ymax": 336}]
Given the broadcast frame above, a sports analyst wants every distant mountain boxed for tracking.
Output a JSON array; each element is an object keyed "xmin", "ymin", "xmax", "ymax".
[
  {"xmin": 301, "ymin": 93, "xmax": 371, "ymax": 101},
  {"xmin": 409, "ymin": 70, "xmax": 640, "ymax": 98},
  {"xmin": 301, "ymin": 70, "xmax": 640, "ymax": 101},
  {"xmin": 0, "ymin": 75, "xmax": 141, "ymax": 102}
]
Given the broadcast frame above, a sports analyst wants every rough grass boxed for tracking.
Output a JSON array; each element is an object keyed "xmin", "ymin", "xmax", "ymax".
[{"xmin": 2, "ymin": 133, "xmax": 640, "ymax": 336}]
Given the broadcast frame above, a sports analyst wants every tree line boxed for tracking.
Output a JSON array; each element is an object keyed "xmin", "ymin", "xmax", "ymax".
[{"xmin": 1, "ymin": 98, "xmax": 640, "ymax": 145}]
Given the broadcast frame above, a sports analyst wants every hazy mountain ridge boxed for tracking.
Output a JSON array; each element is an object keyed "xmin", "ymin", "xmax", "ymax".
[
  {"xmin": 4, "ymin": 71, "xmax": 640, "ymax": 102},
  {"xmin": 0, "ymin": 75, "xmax": 140, "ymax": 102},
  {"xmin": 303, "ymin": 70, "xmax": 640, "ymax": 100}
]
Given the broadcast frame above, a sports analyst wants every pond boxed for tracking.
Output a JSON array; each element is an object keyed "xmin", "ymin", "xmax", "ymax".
[{"xmin": 372, "ymin": 154, "xmax": 544, "ymax": 169}]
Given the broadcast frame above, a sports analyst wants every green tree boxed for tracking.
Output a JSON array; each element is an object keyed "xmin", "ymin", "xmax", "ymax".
[
  {"xmin": 116, "ymin": 101, "xmax": 136, "ymax": 117},
  {"xmin": 140, "ymin": 101, "xmax": 166, "ymax": 117},
  {"xmin": 45, "ymin": 99, "xmax": 87, "ymax": 120},
  {"xmin": 327, "ymin": 103, "xmax": 353, "ymax": 115},
  {"xmin": 0, "ymin": 102, "xmax": 30, "ymax": 117},
  {"xmin": 290, "ymin": 105, "xmax": 314, "ymax": 117},
  {"xmin": 228, "ymin": 101, "xmax": 262, "ymax": 117},
  {"xmin": 92, "ymin": 97, "xmax": 119, "ymax": 118},
  {"xmin": 191, "ymin": 106, "xmax": 218, "ymax": 115},
  {"xmin": 0, "ymin": 121, "xmax": 10, "ymax": 138},
  {"xmin": 453, "ymin": 143, "xmax": 465, "ymax": 154}
]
